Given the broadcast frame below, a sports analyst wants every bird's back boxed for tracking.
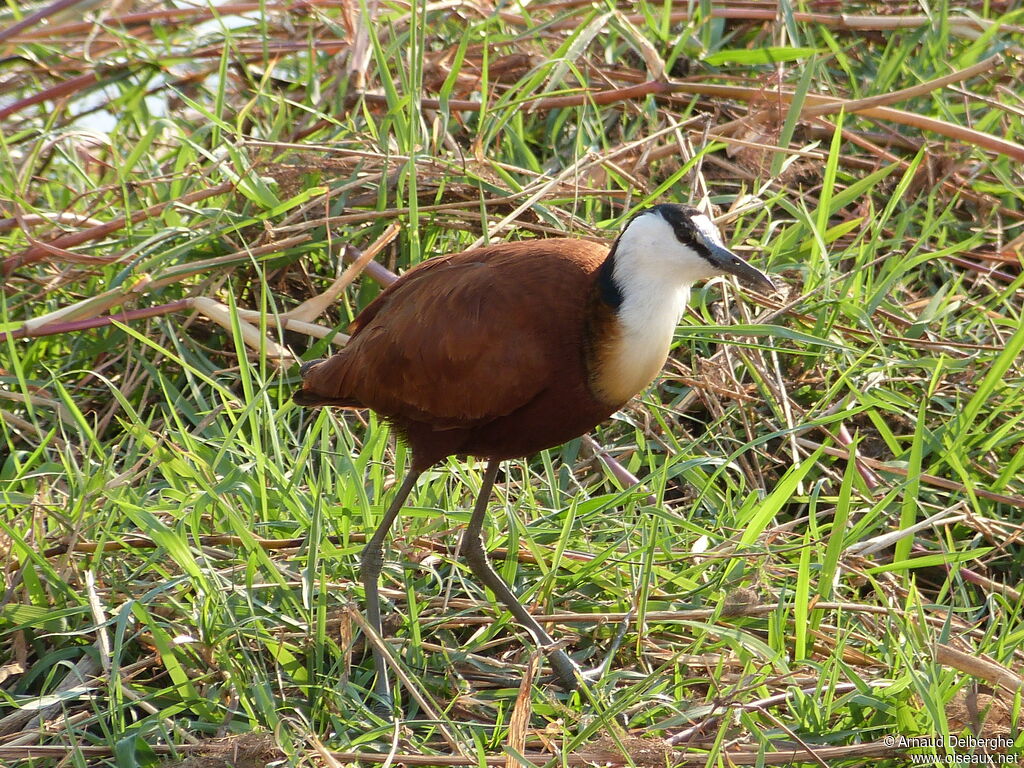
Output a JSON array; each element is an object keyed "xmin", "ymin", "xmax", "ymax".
[{"xmin": 296, "ymin": 237, "xmax": 618, "ymax": 468}]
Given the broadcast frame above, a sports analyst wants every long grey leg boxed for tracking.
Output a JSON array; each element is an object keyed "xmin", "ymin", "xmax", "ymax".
[
  {"xmin": 462, "ymin": 460, "xmax": 580, "ymax": 690},
  {"xmin": 360, "ymin": 469, "xmax": 421, "ymax": 710}
]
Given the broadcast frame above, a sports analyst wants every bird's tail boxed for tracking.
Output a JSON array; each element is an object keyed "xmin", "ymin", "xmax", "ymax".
[{"xmin": 292, "ymin": 358, "xmax": 363, "ymax": 408}]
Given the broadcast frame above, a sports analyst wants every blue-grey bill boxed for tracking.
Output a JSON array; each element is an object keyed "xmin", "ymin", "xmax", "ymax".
[{"xmin": 708, "ymin": 243, "xmax": 775, "ymax": 292}]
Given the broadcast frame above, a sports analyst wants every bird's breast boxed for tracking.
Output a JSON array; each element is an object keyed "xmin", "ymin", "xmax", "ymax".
[{"xmin": 585, "ymin": 286, "xmax": 690, "ymax": 407}]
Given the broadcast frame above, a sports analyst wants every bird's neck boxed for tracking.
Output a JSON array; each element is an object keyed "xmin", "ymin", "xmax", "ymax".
[{"xmin": 586, "ymin": 246, "xmax": 691, "ymax": 406}]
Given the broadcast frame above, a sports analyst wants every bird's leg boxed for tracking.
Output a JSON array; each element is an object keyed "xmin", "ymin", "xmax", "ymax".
[
  {"xmin": 463, "ymin": 460, "xmax": 581, "ymax": 691},
  {"xmin": 361, "ymin": 468, "xmax": 421, "ymax": 712}
]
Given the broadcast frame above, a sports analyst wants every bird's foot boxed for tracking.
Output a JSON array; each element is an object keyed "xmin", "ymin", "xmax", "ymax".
[
  {"xmin": 547, "ymin": 608, "xmax": 634, "ymax": 690},
  {"xmin": 366, "ymin": 675, "xmax": 395, "ymax": 719},
  {"xmin": 368, "ymin": 696, "xmax": 394, "ymax": 719}
]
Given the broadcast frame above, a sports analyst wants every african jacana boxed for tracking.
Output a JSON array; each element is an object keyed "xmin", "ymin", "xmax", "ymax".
[{"xmin": 295, "ymin": 203, "xmax": 774, "ymax": 707}]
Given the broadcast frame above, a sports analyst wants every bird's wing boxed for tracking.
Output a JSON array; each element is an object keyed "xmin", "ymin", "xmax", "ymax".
[{"xmin": 304, "ymin": 243, "xmax": 599, "ymax": 426}]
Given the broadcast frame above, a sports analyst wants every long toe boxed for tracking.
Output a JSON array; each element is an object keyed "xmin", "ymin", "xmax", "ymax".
[
  {"xmin": 367, "ymin": 684, "xmax": 395, "ymax": 719},
  {"xmin": 548, "ymin": 649, "xmax": 583, "ymax": 691},
  {"xmin": 552, "ymin": 609, "xmax": 632, "ymax": 688},
  {"xmin": 369, "ymin": 697, "xmax": 394, "ymax": 719},
  {"xmin": 581, "ymin": 608, "xmax": 632, "ymax": 684}
]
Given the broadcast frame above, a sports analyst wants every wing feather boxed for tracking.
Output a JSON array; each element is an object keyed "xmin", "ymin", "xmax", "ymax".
[{"xmin": 299, "ymin": 239, "xmax": 607, "ymax": 427}]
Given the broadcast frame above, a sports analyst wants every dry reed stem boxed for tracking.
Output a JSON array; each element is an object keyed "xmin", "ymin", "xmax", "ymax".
[
  {"xmin": 2, "ymin": 182, "xmax": 236, "ymax": 275},
  {"xmin": 933, "ymin": 644, "xmax": 1024, "ymax": 694},
  {"xmin": 794, "ymin": 437, "xmax": 1024, "ymax": 509}
]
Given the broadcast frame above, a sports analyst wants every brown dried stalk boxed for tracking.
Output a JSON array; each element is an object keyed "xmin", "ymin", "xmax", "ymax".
[{"xmin": 2, "ymin": 182, "xmax": 235, "ymax": 275}]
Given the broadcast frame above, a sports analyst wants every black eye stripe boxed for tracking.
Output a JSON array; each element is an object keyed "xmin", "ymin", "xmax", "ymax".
[
  {"xmin": 626, "ymin": 202, "xmax": 715, "ymax": 259},
  {"xmin": 672, "ymin": 222, "xmax": 695, "ymax": 244}
]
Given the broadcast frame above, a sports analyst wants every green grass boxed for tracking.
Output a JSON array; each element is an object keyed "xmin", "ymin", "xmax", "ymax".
[{"xmin": 2, "ymin": 1, "xmax": 1024, "ymax": 766}]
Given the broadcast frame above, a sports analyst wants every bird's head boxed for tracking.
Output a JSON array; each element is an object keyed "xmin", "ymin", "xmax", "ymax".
[{"xmin": 612, "ymin": 203, "xmax": 775, "ymax": 293}]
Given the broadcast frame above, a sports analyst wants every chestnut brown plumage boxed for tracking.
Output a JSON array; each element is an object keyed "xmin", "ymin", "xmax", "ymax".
[{"xmin": 295, "ymin": 203, "xmax": 774, "ymax": 708}]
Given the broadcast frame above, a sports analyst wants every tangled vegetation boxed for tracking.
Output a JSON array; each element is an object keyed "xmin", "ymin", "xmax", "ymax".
[{"xmin": 1, "ymin": 1, "xmax": 1023, "ymax": 766}]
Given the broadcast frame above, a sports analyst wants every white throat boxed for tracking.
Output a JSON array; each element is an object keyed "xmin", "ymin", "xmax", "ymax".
[
  {"xmin": 608, "ymin": 254, "xmax": 691, "ymax": 401},
  {"xmin": 593, "ymin": 212, "xmax": 715, "ymax": 404},
  {"xmin": 611, "ymin": 210, "xmax": 721, "ymax": 333}
]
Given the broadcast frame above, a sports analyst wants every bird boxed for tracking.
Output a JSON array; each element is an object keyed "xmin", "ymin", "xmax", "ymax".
[{"xmin": 294, "ymin": 202, "xmax": 774, "ymax": 708}]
